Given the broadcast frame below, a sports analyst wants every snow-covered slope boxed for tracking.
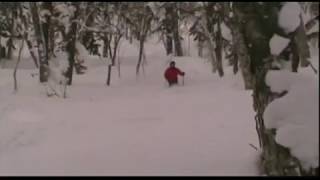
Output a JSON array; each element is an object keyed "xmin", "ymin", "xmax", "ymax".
[{"xmin": 0, "ymin": 38, "xmax": 266, "ymax": 176}]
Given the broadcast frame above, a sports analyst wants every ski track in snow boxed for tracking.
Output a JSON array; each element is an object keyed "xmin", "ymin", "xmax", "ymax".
[{"xmin": 0, "ymin": 40, "xmax": 261, "ymax": 176}]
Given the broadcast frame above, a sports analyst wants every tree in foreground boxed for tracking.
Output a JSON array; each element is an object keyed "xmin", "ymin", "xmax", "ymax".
[{"xmin": 234, "ymin": 2, "xmax": 318, "ymax": 175}]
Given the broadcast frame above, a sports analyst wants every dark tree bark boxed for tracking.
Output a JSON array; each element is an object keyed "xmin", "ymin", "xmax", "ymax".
[
  {"xmin": 106, "ymin": 64, "xmax": 112, "ymax": 86},
  {"xmin": 232, "ymin": 4, "xmax": 254, "ymax": 89},
  {"xmin": 166, "ymin": 34, "xmax": 173, "ymax": 55},
  {"xmin": 42, "ymin": 2, "xmax": 53, "ymax": 61},
  {"xmin": 6, "ymin": 38, "xmax": 13, "ymax": 59},
  {"xmin": 165, "ymin": 3, "xmax": 183, "ymax": 56},
  {"xmin": 198, "ymin": 39, "xmax": 204, "ymax": 57},
  {"xmin": 136, "ymin": 35, "xmax": 145, "ymax": 75},
  {"xmin": 65, "ymin": 3, "xmax": 79, "ymax": 86},
  {"xmin": 232, "ymin": 51, "xmax": 239, "ymax": 74},
  {"xmin": 102, "ymin": 36, "xmax": 109, "ymax": 58},
  {"xmin": 291, "ymin": 41, "xmax": 299, "ymax": 72},
  {"xmin": 106, "ymin": 31, "xmax": 122, "ymax": 86},
  {"xmin": 6, "ymin": 11, "xmax": 15, "ymax": 60},
  {"xmin": 215, "ymin": 17, "xmax": 224, "ymax": 77},
  {"xmin": 30, "ymin": 2, "xmax": 48, "ymax": 83},
  {"xmin": 102, "ymin": 35, "xmax": 111, "ymax": 85},
  {"xmin": 164, "ymin": 5, "xmax": 173, "ymax": 55},
  {"xmin": 25, "ymin": 36, "xmax": 39, "ymax": 68},
  {"xmin": 135, "ymin": 6, "xmax": 153, "ymax": 76}
]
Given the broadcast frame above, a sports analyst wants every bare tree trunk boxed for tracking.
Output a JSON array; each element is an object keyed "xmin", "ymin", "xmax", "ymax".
[
  {"xmin": 30, "ymin": 2, "xmax": 49, "ymax": 83},
  {"xmin": 291, "ymin": 41, "xmax": 299, "ymax": 72},
  {"xmin": 187, "ymin": 34, "xmax": 190, "ymax": 56},
  {"xmin": 233, "ymin": 52, "xmax": 239, "ymax": 74},
  {"xmin": 103, "ymin": 37, "xmax": 108, "ymax": 58},
  {"xmin": 117, "ymin": 45, "xmax": 121, "ymax": 78},
  {"xmin": 65, "ymin": 3, "xmax": 79, "ymax": 85},
  {"xmin": 42, "ymin": 2, "xmax": 52, "ymax": 60},
  {"xmin": 25, "ymin": 37, "xmax": 39, "ymax": 68},
  {"xmin": 103, "ymin": 35, "xmax": 112, "ymax": 86},
  {"xmin": 13, "ymin": 39, "xmax": 24, "ymax": 92},
  {"xmin": 215, "ymin": 19, "xmax": 224, "ymax": 77},
  {"xmin": 198, "ymin": 39, "xmax": 203, "ymax": 57},
  {"xmin": 165, "ymin": 4, "xmax": 173, "ymax": 55},
  {"xmin": 0, "ymin": 37, "xmax": 2, "ymax": 62},
  {"xmin": 106, "ymin": 64, "xmax": 112, "ymax": 86},
  {"xmin": 6, "ymin": 38, "xmax": 13, "ymax": 60},
  {"xmin": 295, "ymin": 15, "xmax": 310, "ymax": 68},
  {"xmin": 107, "ymin": 34, "xmax": 122, "ymax": 86},
  {"xmin": 136, "ymin": 36, "xmax": 145, "ymax": 75},
  {"xmin": 50, "ymin": 29, "xmax": 55, "ymax": 57},
  {"xmin": 165, "ymin": 3, "xmax": 183, "ymax": 56},
  {"xmin": 173, "ymin": 30, "xmax": 183, "ymax": 56},
  {"xmin": 141, "ymin": 46, "xmax": 146, "ymax": 76},
  {"xmin": 233, "ymin": 8, "xmax": 253, "ymax": 89},
  {"xmin": 173, "ymin": 3, "xmax": 183, "ymax": 56},
  {"xmin": 129, "ymin": 28, "xmax": 133, "ymax": 44},
  {"xmin": 166, "ymin": 34, "xmax": 173, "ymax": 55},
  {"xmin": 6, "ymin": 13, "xmax": 14, "ymax": 60}
]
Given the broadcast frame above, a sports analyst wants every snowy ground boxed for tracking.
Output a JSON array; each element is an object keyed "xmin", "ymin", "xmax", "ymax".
[{"xmin": 1, "ymin": 37, "xmax": 317, "ymax": 176}]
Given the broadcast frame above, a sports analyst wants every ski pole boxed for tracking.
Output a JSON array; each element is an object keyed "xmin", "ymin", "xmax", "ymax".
[{"xmin": 182, "ymin": 76, "xmax": 184, "ymax": 86}]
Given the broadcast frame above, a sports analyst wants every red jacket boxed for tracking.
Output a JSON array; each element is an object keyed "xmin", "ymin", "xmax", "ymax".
[{"xmin": 164, "ymin": 67, "xmax": 185, "ymax": 83}]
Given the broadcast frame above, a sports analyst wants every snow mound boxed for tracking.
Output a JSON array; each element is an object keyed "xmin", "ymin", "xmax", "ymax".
[
  {"xmin": 221, "ymin": 22, "xmax": 232, "ymax": 41},
  {"xmin": 48, "ymin": 52, "xmax": 69, "ymax": 84},
  {"xmin": 76, "ymin": 41, "xmax": 90, "ymax": 63},
  {"xmin": 278, "ymin": 2, "xmax": 302, "ymax": 34},
  {"xmin": 264, "ymin": 70, "xmax": 319, "ymax": 169},
  {"xmin": 269, "ymin": 34, "xmax": 290, "ymax": 56}
]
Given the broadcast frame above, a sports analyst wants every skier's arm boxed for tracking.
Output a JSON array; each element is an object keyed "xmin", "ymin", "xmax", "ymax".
[{"xmin": 176, "ymin": 68, "xmax": 185, "ymax": 76}]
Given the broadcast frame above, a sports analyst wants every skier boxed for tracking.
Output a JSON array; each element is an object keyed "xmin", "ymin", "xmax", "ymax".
[{"xmin": 164, "ymin": 61, "xmax": 185, "ymax": 86}]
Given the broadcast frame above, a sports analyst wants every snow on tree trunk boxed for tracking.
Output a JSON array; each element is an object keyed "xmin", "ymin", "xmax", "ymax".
[{"xmin": 234, "ymin": 2, "xmax": 318, "ymax": 175}]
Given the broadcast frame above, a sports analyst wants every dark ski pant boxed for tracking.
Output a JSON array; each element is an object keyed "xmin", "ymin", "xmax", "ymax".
[{"xmin": 167, "ymin": 79, "xmax": 178, "ymax": 87}]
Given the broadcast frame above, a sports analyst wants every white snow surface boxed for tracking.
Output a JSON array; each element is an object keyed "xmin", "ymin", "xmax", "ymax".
[
  {"xmin": 278, "ymin": 2, "xmax": 302, "ymax": 34},
  {"xmin": 269, "ymin": 34, "xmax": 290, "ymax": 56},
  {"xmin": 0, "ymin": 38, "xmax": 260, "ymax": 176},
  {"xmin": 264, "ymin": 70, "xmax": 319, "ymax": 169}
]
